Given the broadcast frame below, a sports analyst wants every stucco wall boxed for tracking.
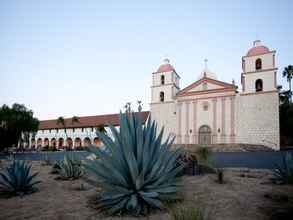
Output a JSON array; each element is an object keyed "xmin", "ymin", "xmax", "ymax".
[{"xmin": 235, "ymin": 92, "xmax": 280, "ymax": 150}]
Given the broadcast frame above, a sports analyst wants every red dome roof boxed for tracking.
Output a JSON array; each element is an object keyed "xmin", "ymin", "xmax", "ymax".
[
  {"xmin": 156, "ymin": 63, "xmax": 175, "ymax": 73},
  {"xmin": 155, "ymin": 58, "xmax": 176, "ymax": 73},
  {"xmin": 247, "ymin": 45, "xmax": 270, "ymax": 56}
]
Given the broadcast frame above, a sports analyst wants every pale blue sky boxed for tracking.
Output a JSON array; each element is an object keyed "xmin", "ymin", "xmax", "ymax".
[{"xmin": 0, "ymin": 0, "xmax": 292, "ymax": 120}]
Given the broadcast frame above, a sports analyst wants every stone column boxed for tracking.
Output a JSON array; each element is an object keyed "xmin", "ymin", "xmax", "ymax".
[
  {"xmin": 185, "ymin": 102, "xmax": 190, "ymax": 144},
  {"xmin": 212, "ymin": 98, "xmax": 217, "ymax": 144},
  {"xmin": 221, "ymin": 97, "xmax": 226, "ymax": 143},
  {"xmin": 176, "ymin": 102, "xmax": 182, "ymax": 144},
  {"xmin": 192, "ymin": 101, "xmax": 198, "ymax": 144},
  {"xmin": 230, "ymin": 96, "xmax": 236, "ymax": 143}
]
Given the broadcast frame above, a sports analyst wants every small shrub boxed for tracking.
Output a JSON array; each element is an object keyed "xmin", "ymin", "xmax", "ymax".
[
  {"xmin": 216, "ymin": 168, "xmax": 224, "ymax": 184},
  {"xmin": 196, "ymin": 147, "xmax": 212, "ymax": 166},
  {"xmin": 50, "ymin": 162, "xmax": 61, "ymax": 174},
  {"xmin": 171, "ymin": 206, "xmax": 205, "ymax": 220},
  {"xmin": 177, "ymin": 152, "xmax": 198, "ymax": 176},
  {"xmin": 0, "ymin": 160, "xmax": 41, "ymax": 196},
  {"xmin": 57, "ymin": 154, "xmax": 82, "ymax": 180},
  {"xmin": 273, "ymin": 152, "xmax": 293, "ymax": 184}
]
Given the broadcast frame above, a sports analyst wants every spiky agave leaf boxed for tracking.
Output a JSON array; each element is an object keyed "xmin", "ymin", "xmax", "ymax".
[
  {"xmin": 57, "ymin": 153, "xmax": 82, "ymax": 180},
  {"xmin": 84, "ymin": 112, "xmax": 184, "ymax": 216},
  {"xmin": 0, "ymin": 160, "xmax": 41, "ymax": 196}
]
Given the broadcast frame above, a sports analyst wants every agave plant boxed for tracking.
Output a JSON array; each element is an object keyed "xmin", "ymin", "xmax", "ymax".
[
  {"xmin": 84, "ymin": 112, "xmax": 184, "ymax": 216},
  {"xmin": 273, "ymin": 152, "xmax": 293, "ymax": 184},
  {"xmin": 57, "ymin": 154, "xmax": 82, "ymax": 180},
  {"xmin": 0, "ymin": 160, "xmax": 41, "ymax": 196}
]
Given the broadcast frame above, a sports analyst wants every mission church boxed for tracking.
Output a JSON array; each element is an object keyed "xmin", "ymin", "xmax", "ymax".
[
  {"xmin": 33, "ymin": 40, "xmax": 279, "ymax": 150},
  {"xmin": 150, "ymin": 40, "xmax": 279, "ymax": 150}
]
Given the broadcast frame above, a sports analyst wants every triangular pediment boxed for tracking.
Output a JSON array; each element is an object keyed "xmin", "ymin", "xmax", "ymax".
[{"xmin": 177, "ymin": 77, "xmax": 236, "ymax": 96}]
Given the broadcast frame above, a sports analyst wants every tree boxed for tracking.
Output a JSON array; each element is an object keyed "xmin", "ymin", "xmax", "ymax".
[
  {"xmin": 71, "ymin": 116, "xmax": 79, "ymax": 125},
  {"xmin": 57, "ymin": 116, "xmax": 67, "ymax": 146},
  {"xmin": 0, "ymin": 103, "xmax": 39, "ymax": 151},
  {"xmin": 282, "ymin": 65, "xmax": 293, "ymax": 102}
]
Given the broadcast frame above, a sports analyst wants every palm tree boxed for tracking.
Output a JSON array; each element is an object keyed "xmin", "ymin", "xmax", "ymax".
[
  {"xmin": 57, "ymin": 117, "xmax": 67, "ymax": 147},
  {"xmin": 71, "ymin": 116, "xmax": 79, "ymax": 124},
  {"xmin": 283, "ymin": 65, "xmax": 293, "ymax": 101}
]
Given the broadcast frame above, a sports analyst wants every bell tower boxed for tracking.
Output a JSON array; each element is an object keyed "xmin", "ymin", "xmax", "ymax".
[
  {"xmin": 241, "ymin": 40, "xmax": 277, "ymax": 94},
  {"xmin": 151, "ymin": 58, "xmax": 180, "ymax": 104},
  {"xmin": 150, "ymin": 58, "xmax": 180, "ymax": 141}
]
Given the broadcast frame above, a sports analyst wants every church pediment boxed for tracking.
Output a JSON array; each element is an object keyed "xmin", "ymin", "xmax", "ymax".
[{"xmin": 177, "ymin": 77, "xmax": 236, "ymax": 97}]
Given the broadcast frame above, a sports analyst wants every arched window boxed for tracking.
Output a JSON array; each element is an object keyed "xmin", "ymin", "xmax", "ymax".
[
  {"xmin": 255, "ymin": 79, "xmax": 263, "ymax": 92},
  {"xmin": 160, "ymin": 91, "xmax": 164, "ymax": 102},
  {"xmin": 255, "ymin": 58, "xmax": 262, "ymax": 70},
  {"xmin": 161, "ymin": 75, "xmax": 165, "ymax": 85}
]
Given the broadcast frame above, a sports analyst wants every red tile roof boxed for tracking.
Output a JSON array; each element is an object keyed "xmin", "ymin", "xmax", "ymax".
[{"xmin": 39, "ymin": 111, "xmax": 149, "ymax": 130}]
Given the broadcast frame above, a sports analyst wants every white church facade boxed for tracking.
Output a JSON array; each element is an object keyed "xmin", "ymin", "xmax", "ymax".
[{"xmin": 150, "ymin": 40, "xmax": 280, "ymax": 150}]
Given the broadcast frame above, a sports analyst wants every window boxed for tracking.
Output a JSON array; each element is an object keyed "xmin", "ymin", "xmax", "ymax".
[
  {"xmin": 161, "ymin": 75, "xmax": 165, "ymax": 85},
  {"xmin": 255, "ymin": 58, "xmax": 262, "ymax": 70},
  {"xmin": 49, "ymin": 129, "xmax": 51, "ymax": 133},
  {"xmin": 255, "ymin": 79, "xmax": 263, "ymax": 92},
  {"xmin": 56, "ymin": 129, "xmax": 59, "ymax": 133},
  {"xmin": 203, "ymin": 101, "xmax": 209, "ymax": 111},
  {"xmin": 73, "ymin": 128, "xmax": 75, "ymax": 133},
  {"xmin": 202, "ymin": 83, "xmax": 207, "ymax": 90},
  {"xmin": 160, "ymin": 91, "xmax": 165, "ymax": 102},
  {"xmin": 82, "ymin": 128, "xmax": 84, "ymax": 132},
  {"xmin": 91, "ymin": 127, "xmax": 94, "ymax": 132}
]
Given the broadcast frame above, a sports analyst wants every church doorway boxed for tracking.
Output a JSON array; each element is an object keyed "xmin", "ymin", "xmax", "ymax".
[{"xmin": 198, "ymin": 125, "xmax": 212, "ymax": 145}]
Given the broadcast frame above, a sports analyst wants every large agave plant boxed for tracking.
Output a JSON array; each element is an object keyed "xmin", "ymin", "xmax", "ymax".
[
  {"xmin": 57, "ymin": 154, "xmax": 83, "ymax": 180},
  {"xmin": 273, "ymin": 152, "xmax": 293, "ymax": 184},
  {"xmin": 0, "ymin": 160, "xmax": 41, "ymax": 196},
  {"xmin": 84, "ymin": 112, "xmax": 184, "ymax": 216}
]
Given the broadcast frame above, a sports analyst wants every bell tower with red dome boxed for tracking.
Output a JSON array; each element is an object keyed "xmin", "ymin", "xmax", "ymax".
[{"xmin": 241, "ymin": 40, "xmax": 277, "ymax": 94}]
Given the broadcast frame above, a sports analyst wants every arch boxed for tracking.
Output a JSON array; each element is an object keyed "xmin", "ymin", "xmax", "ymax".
[
  {"xmin": 44, "ymin": 138, "xmax": 49, "ymax": 147},
  {"xmin": 51, "ymin": 138, "xmax": 57, "ymax": 147},
  {"xmin": 160, "ymin": 91, "xmax": 165, "ymax": 102},
  {"xmin": 58, "ymin": 138, "xmax": 64, "ymax": 148},
  {"xmin": 31, "ymin": 138, "xmax": 36, "ymax": 148},
  {"xmin": 37, "ymin": 138, "xmax": 42, "ymax": 147},
  {"xmin": 198, "ymin": 125, "xmax": 212, "ymax": 145},
  {"xmin": 94, "ymin": 137, "xmax": 101, "ymax": 146},
  {"xmin": 161, "ymin": 75, "xmax": 165, "ymax": 85},
  {"xmin": 255, "ymin": 58, "xmax": 262, "ymax": 70},
  {"xmin": 74, "ymin": 137, "xmax": 82, "ymax": 147},
  {"xmin": 66, "ymin": 137, "xmax": 73, "ymax": 148},
  {"xmin": 83, "ymin": 137, "xmax": 91, "ymax": 146},
  {"xmin": 255, "ymin": 79, "xmax": 263, "ymax": 92}
]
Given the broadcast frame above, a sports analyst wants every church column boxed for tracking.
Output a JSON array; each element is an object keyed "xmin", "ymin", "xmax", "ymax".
[
  {"xmin": 192, "ymin": 100, "xmax": 198, "ymax": 144},
  {"xmin": 212, "ymin": 98, "xmax": 217, "ymax": 144},
  {"xmin": 221, "ymin": 97, "xmax": 226, "ymax": 143},
  {"xmin": 185, "ymin": 102, "xmax": 190, "ymax": 144},
  {"xmin": 176, "ymin": 102, "xmax": 182, "ymax": 144},
  {"xmin": 230, "ymin": 96, "xmax": 236, "ymax": 143}
]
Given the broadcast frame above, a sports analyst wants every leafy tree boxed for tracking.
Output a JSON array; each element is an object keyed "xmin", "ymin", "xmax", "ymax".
[
  {"xmin": 0, "ymin": 103, "xmax": 39, "ymax": 151},
  {"xmin": 71, "ymin": 116, "xmax": 79, "ymax": 125}
]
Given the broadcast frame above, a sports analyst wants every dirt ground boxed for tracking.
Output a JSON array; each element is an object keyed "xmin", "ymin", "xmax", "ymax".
[{"xmin": 0, "ymin": 160, "xmax": 292, "ymax": 220}]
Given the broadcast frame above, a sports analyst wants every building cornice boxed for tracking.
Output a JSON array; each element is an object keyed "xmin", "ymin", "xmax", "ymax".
[
  {"xmin": 240, "ymin": 90, "xmax": 278, "ymax": 96},
  {"xmin": 242, "ymin": 50, "xmax": 276, "ymax": 59},
  {"xmin": 242, "ymin": 67, "xmax": 278, "ymax": 75}
]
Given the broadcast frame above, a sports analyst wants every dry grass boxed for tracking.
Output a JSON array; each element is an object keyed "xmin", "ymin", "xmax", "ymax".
[{"xmin": 0, "ymin": 161, "xmax": 292, "ymax": 220}]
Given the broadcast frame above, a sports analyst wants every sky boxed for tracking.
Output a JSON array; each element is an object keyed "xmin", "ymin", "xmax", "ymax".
[{"xmin": 0, "ymin": 0, "xmax": 292, "ymax": 120}]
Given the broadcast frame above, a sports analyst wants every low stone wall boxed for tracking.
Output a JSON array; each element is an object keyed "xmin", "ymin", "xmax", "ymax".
[{"xmin": 172, "ymin": 143, "xmax": 275, "ymax": 152}]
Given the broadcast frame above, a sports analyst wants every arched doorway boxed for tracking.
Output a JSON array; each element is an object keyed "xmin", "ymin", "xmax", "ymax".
[
  {"xmin": 44, "ymin": 138, "xmax": 49, "ymax": 147},
  {"xmin": 83, "ymin": 137, "xmax": 91, "ymax": 146},
  {"xmin": 37, "ymin": 138, "xmax": 42, "ymax": 147},
  {"xmin": 51, "ymin": 138, "xmax": 57, "ymax": 147},
  {"xmin": 58, "ymin": 138, "xmax": 64, "ymax": 148},
  {"xmin": 74, "ymin": 137, "xmax": 82, "ymax": 147},
  {"xmin": 66, "ymin": 138, "xmax": 73, "ymax": 148},
  {"xmin": 94, "ymin": 137, "xmax": 101, "ymax": 146},
  {"xmin": 198, "ymin": 125, "xmax": 212, "ymax": 145}
]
